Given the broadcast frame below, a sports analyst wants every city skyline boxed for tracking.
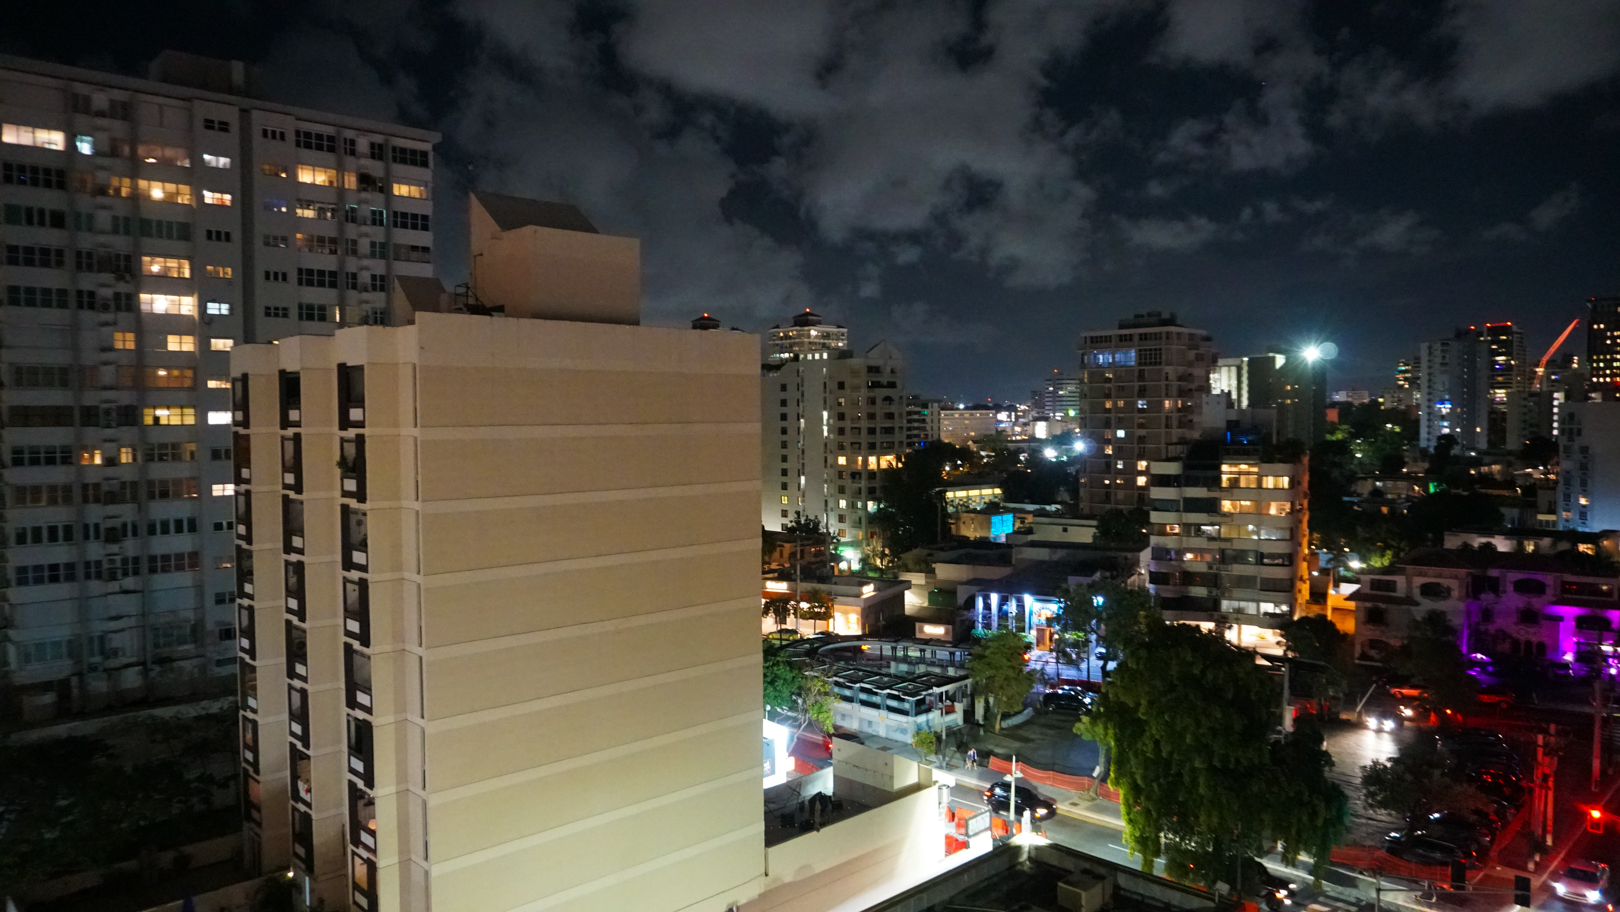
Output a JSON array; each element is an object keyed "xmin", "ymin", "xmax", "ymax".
[{"xmin": 4, "ymin": 1, "xmax": 1616, "ymax": 400}]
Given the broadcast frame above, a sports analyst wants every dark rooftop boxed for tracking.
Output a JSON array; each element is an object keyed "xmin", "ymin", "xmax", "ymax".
[
  {"xmin": 474, "ymin": 191, "xmax": 599, "ymax": 234},
  {"xmin": 1395, "ymin": 548, "xmax": 1619, "ymax": 577}
]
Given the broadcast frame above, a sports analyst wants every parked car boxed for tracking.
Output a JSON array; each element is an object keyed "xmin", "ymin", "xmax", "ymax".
[
  {"xmin": 1042, "ymin": 688, "xmax": 1094, "ymax": 714},
  {"xmin": 1478, "ymin": 685, "xmax": 1515, "ymax": 707},
  {"xmin": 1383, "ymin": 831, "xmax": 1482, "ymax": 867},
  {"xmin": 1554, "ymin": 861, "xmax": 1611, "ymax": 905},
  {"xmin": 1415, "ymin": 810, "xmax": 1500, "ymax": 842},
  {"xmin": 984, "ymin": 781, "xmax": 1057, "ymax": 820}
]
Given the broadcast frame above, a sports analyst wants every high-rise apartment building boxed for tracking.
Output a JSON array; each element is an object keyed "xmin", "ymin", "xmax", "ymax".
[
  {"xmin": 234, "ymin": 194, "xmax": 764, "ymax": 910},
  {"xmin": 1557, "ymin": 402, "xmax": 1620, "ymax": 533},
  {"xmin": 1415, "ymin": 334, "xmax": 1491, "ymax": 451},
  {"xmin": 1455, "ymin": 322, "xmax": 1527, "ymax": 447},
  {"xmin": 1076, "ymin": 312, "xmax": 1214, "ymax": 512},
  {"xmin": 1211, "ymin": 351, "xmax": 1324, "ymax": 444},
  {"xmin": 761, "ymin": 333, "xmax": 904, "ymax": 546},
  {"xmin": 0, "ymin": 52, "xmax": 437, "ymax": 723},
  {"xmin": 1394, "ymin": 358, "xmax": 1414, "ymax": 390},
  {"xmin": 764, "ymin": 308, "xmax": 847, "ymax": 363},
  {"xmin": 904, "ymin": 394, "xmax": 945, "ymax": 448},
  {"xmin": 1589, "ymin": 296, "xmax": 1620, "ymax": 398},
  {"xmin": 1032, "ymin": 370, "xmax": 1081, "ymax": 417},
  {"xmin": 1147, "ymin": 447, "xmax": 1307, "ymax": 652}
]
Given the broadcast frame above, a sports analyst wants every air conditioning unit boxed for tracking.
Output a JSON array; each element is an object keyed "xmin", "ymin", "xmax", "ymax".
[{"xmin": 1056, "ymin": 868, "xmax": 1114, "ymax": 912}]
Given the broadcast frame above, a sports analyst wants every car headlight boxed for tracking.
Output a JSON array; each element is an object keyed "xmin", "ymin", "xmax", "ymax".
[
  {"xmin": 1589, "ymin": 890, "xmax": 1604, "ymax": 902},
  {"xmin": 1555, "ymin": 883, "xmax": 1568, "ymax": 894}
]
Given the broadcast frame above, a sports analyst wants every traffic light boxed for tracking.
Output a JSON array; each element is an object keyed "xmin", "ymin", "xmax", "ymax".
[
  {"xmin": 1515, "ymin": 875, "xmax": 1532, "ymax": 907},
  {"xmin": 1590, "ymin": 808, "xmax": 1605, "ymax": 833}
]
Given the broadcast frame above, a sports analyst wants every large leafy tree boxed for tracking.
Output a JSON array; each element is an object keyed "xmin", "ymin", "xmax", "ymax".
[
  {"xmin": 1394, "ymin": 609, "xmax": 1477, "ymax": 711},
  {"xmin": 968, "ymin": 630, "xmax": 1036, "ymax": 732},
  {"xmin": 1095, "ymin": 507, "xmax": 1151, "ymax": 550},
  {"xmin": 870, "ymin": 442, "xmax": 979, "ymax": 560},
  {"xmin": 1055, "ymin": 580, "xmax": 1161, "ymax": 679},
  {"xmin": 1280, "ymin": 614, "xmax": 1353, "ymax": 701},
  {"xmin": 762, "ymin": 595, "xmax": 795, "ymax": 630},
  {"xmin": 1362, "ymin": 738, "xmax": 1490, "ymax": 819},
  {"xmin": 794, "ymin": 588, "xmax": 835, "ymax": 633},
  {"xmin": 762, "ymin": 642, "xmax": 834, "ymax": 734},
  {"xmin": 1082, "ymin": 622, "xmax": 1347, "ymax": 887}
]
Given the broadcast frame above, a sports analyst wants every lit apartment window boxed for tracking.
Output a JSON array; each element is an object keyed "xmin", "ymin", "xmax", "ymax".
[
  {"xmin": 137, "ymin": 180, "xmax": 192, "ymax": 204},
  {"xmin": 114, "ymin": 332, "xmax": 135, "ymax": 350},
  {"xmin": 206, "ymin": 301, "xmax": 231, "ymax": 315},
  {"xmin": 2, "ymin": 124, "xmax": 66, "ymax": 149},
  {"xmin": 296, "ymin": 165, "xmax": 339, "ymax": 186},
  {"xmin": 391, "ymin": 180, "xmax": 428, "ymax": 199},
  {"xmin": 166, "ymin": 334, "xmax": 196, "ymax": 352},
  {"xmin": 212, "ymin": 483, "xmax": 235, "ymax": 496},
  {"xmin": 203, "ymin": 154, "xmax": 232, "ymax": 169},
  {"xmin": 137, "ymin": 144, "xmax": 191, "ymax": 166},
  {"xmin": 211, "ymin": 339, "xmax": 235, "ymax": 351},
  {"xmin": 144, "ymin": 406, "xmax": 196, "ymax": 426},
  {"xmin": 139, "ymin": 294, "xmax": 196, "ymax": 315},
  {"xmin": 208, "ymin": 411, "xmax": 231, "ymax": 425},
  {"xmin": 205, "ymin": 265, "xmax": 233, "ymax": 278},
  {"xmin": 142, "ymin": 256, "xmax": 191, "ymax": 278},
  {"xmin": 202, "ymin": 190, "xmax": 233, "ymax": 206}
]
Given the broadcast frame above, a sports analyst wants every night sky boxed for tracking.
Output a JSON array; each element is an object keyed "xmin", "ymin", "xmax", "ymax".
[{"xmin": 8, "ymin": 1, "xmax": 1618, "ymax": 401}]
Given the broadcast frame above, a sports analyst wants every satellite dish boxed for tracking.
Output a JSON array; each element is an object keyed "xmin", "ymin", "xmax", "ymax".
[{"xmin": 1318, "ymin": 342, "xmax": 1339, "ymax": 360}]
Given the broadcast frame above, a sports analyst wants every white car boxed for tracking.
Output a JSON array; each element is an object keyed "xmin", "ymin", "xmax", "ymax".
[{"xmin": 1554, "ymin": 861, "xmax": 1611, "ymax": 905}]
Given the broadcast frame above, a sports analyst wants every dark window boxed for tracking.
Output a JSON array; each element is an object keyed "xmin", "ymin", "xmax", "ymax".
[
  {"xmin": 284, "ymin": 560, "xmax": 306, "ymax": 622},
  {"xmin": 1511, "ymin": 578, "xmax": 1547, "ymax": 596},
  {"xmin": 390, "ymin": 145, "xmax": 430, "ymax": 168},
  {"xmin": 343, "ymin": 578, "xmax": 370, "ymax": 647},
  {"xmin": 279, "ymin": 371, "xmax": 301, "ymax": 428},
  {"xmin": 286, "ymin": 620, "xmax": 309, "ymax": 682},
  {"xmin": 282, "ymin": 433, "xmax": 303, "ymax": 493},
  {"xmin": 1417, "ymin": 582, "xmax": 1452, "ymax": 600},
  {"xmin": 294, "ymin": 129, "xmax": 337, "ymax": 153}
]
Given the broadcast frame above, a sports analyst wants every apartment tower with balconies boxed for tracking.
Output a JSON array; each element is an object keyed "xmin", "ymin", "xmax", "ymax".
[{"xmin": 233, "ymin": 194, "xmax": 764, "ymax": 911}]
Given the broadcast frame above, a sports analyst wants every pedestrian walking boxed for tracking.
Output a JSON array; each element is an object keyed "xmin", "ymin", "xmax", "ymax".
[{"xmin": 966, "ymin": 747, "xmax": 978, "ymax": 770}]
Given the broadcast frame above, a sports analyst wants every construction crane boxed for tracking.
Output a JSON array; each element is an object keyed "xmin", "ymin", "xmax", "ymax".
[{"xmin": 1533, "ymin": 317, "xmax": 1582, "ymax": 390}]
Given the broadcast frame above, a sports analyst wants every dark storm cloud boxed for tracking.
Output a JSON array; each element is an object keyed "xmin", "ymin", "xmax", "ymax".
[{"xmin": 24, "ymin": 0, "xmax": 1612, "ymax": 397}]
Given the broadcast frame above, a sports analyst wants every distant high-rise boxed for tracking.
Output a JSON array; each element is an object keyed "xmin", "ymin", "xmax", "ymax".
[
  {"xmin": 1588, "ymin": 296, "xmax": 1620, "ymax": 398},
  {"xmin": 1557, "ymin": 402, "xmax": 1620, "ymax": 532},
  {"xmin": 904, "ymin": 394, "xmax": 946, "ymax": 447},
  {"xmin": 235, "ymin": 194, "xmax": 764, "ymax": 910},
  {"xmin": 1455, "ymin": 322, "xmax": 1527, "ymax": 447},
  {"xmin": 1394, "ymin": 358, "xmax": 1415, "ymax": 390},
  {"xmin": 1211, "ymin": 350, "xmax": 1325, "ymax": 444},
  {"xmin": 0, "ymin": 51, "xmax": 437, "ymax": 726},
  {"xmin": 1416, "ymin": 334, "xmax": 1491, "ymax": 451},
  {"xmin": 1032, "ymin": 370, "xmax": 1081, "ymax": 417},
  {"xmin": 1076, "ymin": 311, "xmax": 1214, "ymax": 512},
  {"xmin": 765, "ymin": 308, "xmax": 848, "ymax": 363},
  {"xmin": 761, "ymin": 324, "xmax": 905, "ymax": 548}
]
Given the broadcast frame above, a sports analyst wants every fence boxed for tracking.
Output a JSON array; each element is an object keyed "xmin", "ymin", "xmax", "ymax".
[{"xmin": 986, "ymin": 755, "xmax": 1122, "ymax": 802}]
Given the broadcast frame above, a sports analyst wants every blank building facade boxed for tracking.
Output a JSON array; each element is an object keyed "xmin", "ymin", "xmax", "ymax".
[{"xmin": 234, "ymin": 198, "xmax": 764, "ymax": 911}]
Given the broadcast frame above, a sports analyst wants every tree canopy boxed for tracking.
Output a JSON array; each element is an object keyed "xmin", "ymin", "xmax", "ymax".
[
  {"xmin": 762, "ymin": 642, "xmax": 834, "ymax": 733},
  {"xmin": 794, "ymin": 588, "xmax": 835, "ymax": 632},
  {"xmin": 1095, "ymin": 507, "xmax": 1151, "ymax": 550},
  {"xmin": 1279, "ymin": 614, "xmax": 1353, "ymax": 700},
  {"xmin": 1082, "ymin": 622, "xmax": 1347, "ymax": 886},
  {"xmin": 1055, "ymin": 579, "xmax": 1161, "ymax": 678},
  {"xmin": 1393, "ymin": 609, "xmax": 1478, "ymax": 710},
  {"xmin": 968, "ymin": 630, "xmax": 1035, "ymax": 732},
  {"xmin": 870, "ymin": 442, "xmax": 978, "ymax": 561},
  {"xmin": 1362, "ymin": 738, "xmax": 1489, "ymax": 820}
]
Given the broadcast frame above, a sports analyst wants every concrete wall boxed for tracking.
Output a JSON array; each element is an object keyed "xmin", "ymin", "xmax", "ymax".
[
  {"xmin": 470, "ymin": 197, "xmax": 641, "ymax": 325},
  {"xmin": 746, "ymin": 783, "xmax": 957, "ymax": 912}
]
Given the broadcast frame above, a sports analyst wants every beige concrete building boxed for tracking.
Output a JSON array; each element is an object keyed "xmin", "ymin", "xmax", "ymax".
[
  {"xmin": 937, "ymin": 407, "xmax": 997, "ymax": 445},
  {"xmin": 233, "ymin": 196, "xmax": 764, "ymax": 911}
]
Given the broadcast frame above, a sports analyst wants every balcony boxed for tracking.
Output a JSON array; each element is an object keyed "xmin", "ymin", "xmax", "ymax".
[
  {"xmin": 345, "ymin": 644, "xmax": 373, "ymax": 713},
  {"xmin": 349, "ymin": 780, "xmax": 377, "ymax": 854},
  {"xmin": 343, "ymin": 577, "xmax": 370, "ymax": 647},
  {"xmin": 282, "ymin": 496, "xmax": 304, "ymax": 555},
  {"xmin": 339, "ymin": 435, "xmax": 366, "ymax": 502},
  {"xmin": 284, "ymin": 560, "xmax": 305, "ymax": 622},
  {"xmin": 288, "ymin": 684, "xmax": 310, "ymax": 747},
  {"xmin": 239, "ymin": 661, "xmax": 258, "ymax": 714},
  {"xmin": 233, "ymin": 430, "xmax": 251, "ymax": 483},
  {"xmin": 351, "ymin": 851, "xmax": 377, "ymax": 911},
  {"xmin": 342, "ymin": 505, "xmax": 368, "ymax": 572},
  {"xmin": 291, "ymin": 746, "xmax": 313, "ymax": 809},
  {"xmin": 236, "ymin": 545, "xmax": 254, "ymax": 598},
  {"xmin": 347, "ymin": 714, "xmax": 373, "ymax": 788},
  {"xmin": 242, "ymin": 772, "xmax": 262, "ymax": 826},
  {"xmin": 234, "ymin": 489, "xmax": 252, "ymax": 543},
  {"xmin": 281, "ymin": 434, "xmax": 302, "ymax": 493},
  {"xmin": 237, "ymin": 603, "xmax": 256, "ymax": 661},
  {"xmin": 279, "ymin": 370, "xmax": 301, "ymax": 429},
  {"xmin": 286, "ymin": 620, "xmax": 308, "ymax": 682},
  {"xmin": 232, "ymin": 375, "xmax": 249, "ymax": 427},
  {"xmin": 291, "ymin": 808, "xmax": 314, "ymax": 871},
  {"xmin": 338, "ymin": 363, "xmax": 365, "ymax": 430},
  {"xmin": 241, "ymin": 715, "xmax": 259, "ymax": 773}
]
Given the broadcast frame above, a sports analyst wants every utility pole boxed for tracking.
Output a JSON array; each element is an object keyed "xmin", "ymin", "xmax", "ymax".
[
  {"xmin": 1281, "ymin": 661, "xmax": 1294, "ymax": 733},
  {"xmin": 1594, "ymin": 677, "xmax": 1608, "ymax": 793}
]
